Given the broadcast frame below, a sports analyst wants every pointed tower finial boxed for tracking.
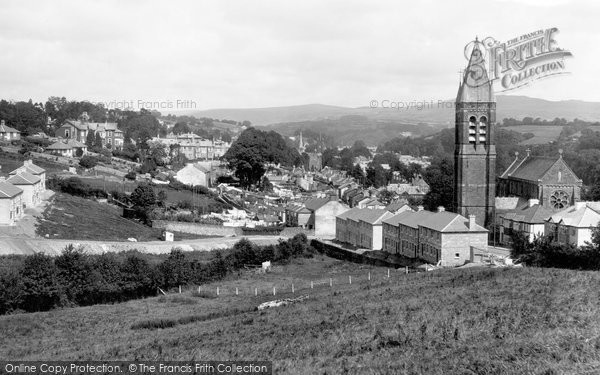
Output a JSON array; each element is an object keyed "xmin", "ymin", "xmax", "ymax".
[{"xmin": 475, "ymin": 35, "xmax": 479, "ymax": 43}]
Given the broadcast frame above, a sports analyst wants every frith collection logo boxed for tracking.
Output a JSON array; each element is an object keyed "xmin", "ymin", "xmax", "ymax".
[{"xmin": 466, "ymin": 28, "xmax": 573, "ymax": 91}]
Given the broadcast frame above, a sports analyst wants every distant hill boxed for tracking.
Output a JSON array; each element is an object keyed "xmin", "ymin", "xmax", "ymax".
[{"xmin": 184, "ymin": 96, "xmax": 600, "ymax": 127}]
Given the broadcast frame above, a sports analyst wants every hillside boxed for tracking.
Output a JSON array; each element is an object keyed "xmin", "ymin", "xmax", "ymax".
[
  {"xmin": 184, "ymin": 96, "xmax": 600, "ymax": 127},
  {"xmin": 2, "ymin": 256, "xmax": 599, "ymax": 374}
]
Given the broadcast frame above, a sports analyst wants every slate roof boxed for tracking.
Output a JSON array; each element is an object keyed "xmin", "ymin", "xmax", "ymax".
[
  {"xmin": 548, "ymin": 202, "xmax": 600, "ymax": 227},
  {"xmin": 7, "ymin": 171, "xmax": 40, "ymax": 185},
  {"xmin": 382, "ymin": 210, "xmax": 415, "ymax": 226},
  {"xmin": 420, "ymin": 211, "xmax": 487, "ymax": 232},
  {"xmin": 394, "ymin": 210, "xmax": 435, "ymax": 229},
  {"xmin": 0, "ymin": 181, "xmax": 23, "ymax": 198},
  {"xmin": 500, "ymin": 204, "xmax": 553, "ymax": 224},
  {"xmin": 304, "ymin": 197, "xmax": 330, "ymax": 211},
  {"xmin": 0, "ymin": 123, "xmax": 20, "ymax": 133},
  {"xmin": 337, "ymin": 207, "xmax": 392, "ymax": 225},
  {"xmin": 10, "ymin": 162, "xmax": 45, "ymax": 175}
]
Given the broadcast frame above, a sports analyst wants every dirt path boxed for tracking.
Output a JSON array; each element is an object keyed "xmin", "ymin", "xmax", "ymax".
[{"xmin": 0, "ymin": 235, "xmax": 286, "ymax": 256}]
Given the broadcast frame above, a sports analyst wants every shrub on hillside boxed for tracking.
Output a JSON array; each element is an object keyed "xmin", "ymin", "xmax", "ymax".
[{"xmin": 79, "ymin": 155, "xmax": 99, "ymax": 169}]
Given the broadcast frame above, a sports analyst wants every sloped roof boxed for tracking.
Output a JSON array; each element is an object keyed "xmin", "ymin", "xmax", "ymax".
[
  {"xmin": 62, "ymin": 120, "xmax": 88, "ymax": 131},
  {"xmin": 395, "ymin": 210, "xmax": 435, "ymax": 229},
  {"xmin": 0, "ymin": 181, "xmax": 23, "ymax": 198},
  {"xmin": 7, "ymin": 171, "xmax": 40, "ymax": 185},
  {"xmin": 10, "ymin": 162, "xmax": 45, "ymax": 175},
  {"xmin": 508, "ymin": 156, "xmax": 558, "ymax": 181},
  {"xmin": 0, "ymin": 123, "xmax": 20, "ymax": 133},
  {"xmin": 420, "ymin": 211, "xmax": 487, "ymax": 232},
  {"xmin": 548, "ymin": 203, "xmax": 600, "ymax": 227},
  {"xmin": 337, "ymin": 207, "xmax": 392, "ymax": 225},
  {"xmin": 500, "ymin": 204, "xmax": 553, "ymax": 224},
  {"xmin": 382, "ymin": 210, "xmax": 415, "ymax": 226},
  {"xmin": 304, "ymin": 197, "xmax": 330, "ymax": 211}
]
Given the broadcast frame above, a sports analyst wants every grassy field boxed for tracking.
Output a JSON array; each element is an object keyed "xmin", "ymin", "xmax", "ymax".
[
  {"xmin": 35, "ymin": 193, "xmax": 213, "ymax": 241},
  {"xmin": 1, "ymin": 255, "xmax": 599, "ymax": 374},
  {"xmin": 503, "ymin": 125, "xmax": 564, "ymax": 145}
]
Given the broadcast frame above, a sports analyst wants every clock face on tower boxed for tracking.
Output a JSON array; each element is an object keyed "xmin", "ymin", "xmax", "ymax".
[{"xmin": 550, "ymin": 190, "xmax": 569, "ymax": 209}]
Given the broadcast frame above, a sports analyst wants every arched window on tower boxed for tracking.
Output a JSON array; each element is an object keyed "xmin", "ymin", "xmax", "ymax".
[
  {"xmin": 468, "ymin": 116, "xmax": 476, "ymax": 144},
  {"xmin": 479, "ymin": 116, "xmax": 487, "ymax": 142}
]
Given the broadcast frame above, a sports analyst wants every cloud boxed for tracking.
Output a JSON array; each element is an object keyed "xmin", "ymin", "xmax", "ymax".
[{"xmin": 0, "ymin": 0, "xmax": 597, "ymax": 109}]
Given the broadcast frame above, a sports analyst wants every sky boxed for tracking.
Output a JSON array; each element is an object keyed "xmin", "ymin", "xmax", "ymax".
[{"xmin": 0, "ymin": 0, "xmax": 598, "ymax": 111}]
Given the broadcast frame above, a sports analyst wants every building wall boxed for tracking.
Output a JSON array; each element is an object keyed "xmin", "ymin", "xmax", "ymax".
[
  {"xmin": 12, "ymin": 183, "xmax": 40, "ymax": 208},
  {"xmin": 0, "ymin": 194, "xmax": 23, "ymax": 225},
  {"xmin": 176, "ymin": 165, "xmax": 208, "ymax": 186},
  {"xmin": 314, "ymin": 201, "xmax": 349, "ymax": 238},
  {"xmin": 440, "ymin": 232, "xmax": 488, "ymax": 266}
]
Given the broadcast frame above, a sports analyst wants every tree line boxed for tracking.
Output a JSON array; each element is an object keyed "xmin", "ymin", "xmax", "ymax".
[{"xmin": 0, "ymin": 234, "xmax": 314, "ymax": 315}]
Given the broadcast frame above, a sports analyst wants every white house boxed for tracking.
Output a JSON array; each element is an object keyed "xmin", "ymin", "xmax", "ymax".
[
  {"xmin": 6, "ymin": 172, "xmax": 42, "ymax": 208},
  {"xmin": 175, "ymin": 163, "xmax": 211, "ymax": 187},
  {"xmin": 0, "ymin": 180, "xmax": 23, "ymax": 225},
  {"xmin": 10, "ymin": 160, "xmax": 46, "ymax": 191},
  {"xmin": 545, "ymin": 202, "xmax": 600, "ymax": 247}
]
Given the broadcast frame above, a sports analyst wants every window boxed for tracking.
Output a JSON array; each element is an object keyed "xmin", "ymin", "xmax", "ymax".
[
  {"xmin": 455, "ymin": 253, "xmax": 460, "ymax": 259},
  {"xmin": 478, "ymin": 116, "xmax": 487, "ymax": 142},
  {"xmin": 468, "ymin": 116, "xmax": 477, "ymax": 144}
]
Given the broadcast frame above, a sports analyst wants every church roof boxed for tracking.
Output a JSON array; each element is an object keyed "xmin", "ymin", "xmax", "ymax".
[
  {"xmin": 548, "ymin": 202, "xmax": 600, "ymax": 227},
  {"xmin": 456, "ymin": 41, "xmax": 495, "ymax": 103},
  {"xmin": 500, "ymin": 152, "xmax": 581, "ymax": 183}
]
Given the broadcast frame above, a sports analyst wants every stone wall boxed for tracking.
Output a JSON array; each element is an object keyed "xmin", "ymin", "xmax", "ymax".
[{"xmin": 152, "ymin": 220, "xmax": 243, "ymax": 237}]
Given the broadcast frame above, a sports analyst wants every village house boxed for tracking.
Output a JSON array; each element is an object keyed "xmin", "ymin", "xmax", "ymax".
[
  {"xmin": 46, "ymin": 139, "xmax": 87, "ymax": 157},
  {"xmin": 55, "ymin": 118, "xmax": 123, "ymax": 149},
  {"xmin": 335, "ymin": 208, "xmax": 394, "ymax": 250},
  {"xmin": 0, "ymin": 120, "xmax": 20, "ymax": 141},
  {"xmin": 545, "ymin": 202, "xmax": 600, "ymax": 247},
  {"xmin": 284, "ymin": 203, "xmax": 312, "ymax": 228},
  {"xmin": 0, "ymin": 179, "xmax": 24, "ymax": 225},
  {"xmin": 175, "ymin": 163, "xmax": 212, "ymax": 187},
  {"xmin": 382, "ymin": 207, "xmax": 488, "ymax": 266},
  {"xmin": 495, "ymin": 198, "xmax": 553, "ymax": 245},
  {"xmin": 6, "ymin": 171, "xmax": 42, "ymax": 208},
  {"xmin": 304, "ymin": 195, "xmax": 350, "ymax": 238},
  {"xmin": 10, "ymin": 160, "xmax": 46, "ymax": 191}
]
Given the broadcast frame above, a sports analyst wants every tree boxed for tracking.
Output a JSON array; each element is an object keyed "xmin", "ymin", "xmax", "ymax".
[
  {"xmin": 75, "ymin": 148, "xmax": 84, "ymax": 157},
  {"xmin": 159, "ymin": 249, "xmax": 191, "ymax": 288},
  {"xmin": 172, "ymin": 122, "xmax": 191, "ymax": 135},
  {"xmin": 224, "ymin": 128, "xmax": 300, "ymax": 188},
  {"xmin": 130, "ymin": 184, "xmax": 156, "ymax": 208},
  {"xmin": 86, "ymin": 130, "xmax": 96, "ymax": 148},
  {"xmin": 20, "ymin": 253, "xmax": 62, "ymax": 312},
  {"xmin": 79, "ymin": 155, "xmax": 98, "ymax": 169},
  {"xmin": 422, "ymin": 156, "xmax": 454, "ymax": 211},
  {"xmin": 94, "ymin": 132, "xmax": 103, "ymax": 150}
]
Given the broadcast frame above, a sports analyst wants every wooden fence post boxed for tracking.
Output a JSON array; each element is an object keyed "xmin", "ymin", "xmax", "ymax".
[
  {"xmin": 368, "ymin": 271, "xmax": 371, "ymax": 281},
  {"xmin": 197, "ymin": 286, "xmax": 201, "ymax": 293},
  {"xmin": 178, "ymin": 285, "xmax": 181, "ymax": 294},
  {"xmin": 387, "ymin": 269, "xmax": 390, "ymax": 278},
  {"xmin": 216, "ymin": 287, "xmax": 219, "ymax": 296},
  {"xmin": 292, "ymin": 284, "xmax": 295, "ymax": 293},
  {"xmin": 349, "ymin": 275, "xmax": 352, "ymax": 284},
  {"xmin": 311, "ymin": 281, "xmax": 314, "ymax": 289},
  {"xmin": 329, "ymin": 278, "xmax": 332, "ymax": 287},
  {"xmin": 273, "ymin": 287, "xmax": 276, "ymax": 296},
  {"xmin": 236, "ymin": 287, "xmax": 238, "ymax": 296},
  {"xmin": 255, "ymin": 287, "xmax": 258, "ymax": 296}
]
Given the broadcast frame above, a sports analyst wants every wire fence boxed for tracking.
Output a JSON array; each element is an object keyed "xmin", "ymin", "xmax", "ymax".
[{"xmin": 166, "ymin": 266, "xmax": 484, "ymax": 300}]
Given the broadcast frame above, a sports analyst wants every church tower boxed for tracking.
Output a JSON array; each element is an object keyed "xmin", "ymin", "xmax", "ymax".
[{"xmin": 453, "ymin": 40, "xmax": 496, "ymax": 227}]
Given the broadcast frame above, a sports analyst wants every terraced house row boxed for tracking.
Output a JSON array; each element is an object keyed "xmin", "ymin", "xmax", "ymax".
[
  {"xmin": 335, "ymin": 205, "xmax": 488, "ymax": 266},
  {"xmin": 0, "ymin": 160, "xmax": 46, "ymax": 225}
]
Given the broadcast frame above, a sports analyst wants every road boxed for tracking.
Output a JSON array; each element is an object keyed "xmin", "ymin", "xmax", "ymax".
[{"xmin": 0, "ymin": 235, "xmax": 286, "ymax": 256}]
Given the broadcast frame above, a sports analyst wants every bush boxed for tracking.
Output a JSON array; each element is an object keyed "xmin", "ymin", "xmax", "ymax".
[
  {"xmin": 125, "ymin": 171, "xmax": 137, "ymax": 180},
  {"xmin": 79, "ymin": 155, "xmax": 99, "ymax": 169}
]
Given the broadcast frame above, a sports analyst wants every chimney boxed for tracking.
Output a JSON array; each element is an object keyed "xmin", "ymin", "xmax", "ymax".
[
  {"xmin": 528, "ymin": 198, "xmax": 539, "ymax": 207},
  {"xmin": 468, "ymin": 215, "xmax": 476, "ymax": 230},
  {"xmin": 437, "ymin": 206, "xmax": 445, "ymax": 212},
  {"xmin": 417, "ymin": 205, "xmax": 424, "ymax": 211},
  {"xmin": 329, "ymin": 192, "xmax": 337, "ymax": 202}
]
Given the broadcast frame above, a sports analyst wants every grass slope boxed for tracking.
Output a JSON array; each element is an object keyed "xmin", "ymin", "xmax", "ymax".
[
  {"xmin": 34, "ymin": 193, "xmax": 209, "ymax": 241},
  {"xmin": 1, "ymin": 256, "xmax": 599, "ymax": 374}
]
